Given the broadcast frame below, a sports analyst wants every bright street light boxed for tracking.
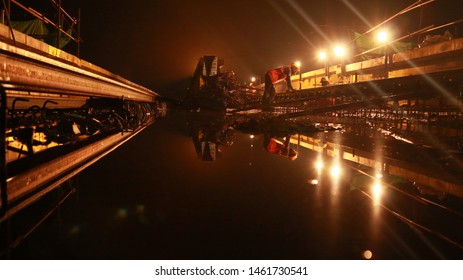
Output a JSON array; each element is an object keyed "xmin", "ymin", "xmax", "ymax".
[
  {"xmin": 377, "ymin": 30, "xmax": 391, "ymax": 71},
  {"xmin": 334, "ymin": 46, "xmax": 345, "ymax": 57},
  {"xmin": 377, "ymin": 31, "xmax": 388, "ymax": 43}
]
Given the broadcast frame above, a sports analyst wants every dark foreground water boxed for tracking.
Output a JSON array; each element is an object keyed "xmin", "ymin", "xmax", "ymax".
[{"xmin": 3, "ymin": 110, "xmax": 463, "ymax": 259}]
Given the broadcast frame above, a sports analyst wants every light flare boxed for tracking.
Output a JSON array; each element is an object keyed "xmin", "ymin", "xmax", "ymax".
[
  {"xmin": 363, "ymin": 250, "xmax": 373, "ymax": 259},
  {"xmin": 334, "ymin": 45, "xmax": 345, "ymax": 57},
  {"xmin": 377, "ymin": 30, "xmax": 388, "ymax": 43}
]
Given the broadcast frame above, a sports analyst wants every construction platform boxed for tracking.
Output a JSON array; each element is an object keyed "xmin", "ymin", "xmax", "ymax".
[{"xmin": 0, "ymin": 22, "xmax": 162, "ymax": 221}]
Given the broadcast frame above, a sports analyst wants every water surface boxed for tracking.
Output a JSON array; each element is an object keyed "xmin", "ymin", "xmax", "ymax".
[{"xmin": 5, "ymin": 110, "xmax": 463, "ymax": 259}]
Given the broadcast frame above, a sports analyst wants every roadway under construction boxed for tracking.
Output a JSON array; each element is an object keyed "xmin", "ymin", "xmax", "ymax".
[
  {"xmin": 1, "ymin": 0, "xmax": 463, "ymax": 222},
  {"xmin": 0, "ymin": 0, "xmax": 462, "ymax": 259}
]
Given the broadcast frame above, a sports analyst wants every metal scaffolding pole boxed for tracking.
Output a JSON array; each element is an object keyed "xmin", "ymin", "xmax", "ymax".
[{"xmin": 0, "ymin": 85, "xmax": 7, "ymax": 217}]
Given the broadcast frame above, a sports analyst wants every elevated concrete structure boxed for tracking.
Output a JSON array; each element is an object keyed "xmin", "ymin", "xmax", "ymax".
[
  {"xmin": 289, "ymin": 37, "xmax": 463, "ymax": 89},
  {"xmin": 0, "ymin": 22, "xmax": 160, "ymax": 220},
  {"xmin": 0, "ymin": 23, "xmax": 158, "ymax": 103}
]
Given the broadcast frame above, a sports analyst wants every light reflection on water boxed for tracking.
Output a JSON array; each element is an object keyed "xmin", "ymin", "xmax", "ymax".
[{"xmin": 3, "ymin": 110, "xmax": 463, "ymax": 260}]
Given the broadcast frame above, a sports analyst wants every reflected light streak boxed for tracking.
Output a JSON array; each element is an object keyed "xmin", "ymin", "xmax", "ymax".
[
  {"xmin": 372, "ymin": 179, "xmax": 383, "ymax": 208},
  {"xmin": 315, "ymin": 159, "xmax": 324, "ymax": 172},
  {"xmin": 378, "ymin": 127, "xmax": 414, "ymax": 144},
  {"xmin": 330, "ymin": 164, "xmax": 341, "ymax": 178},
  {"xmin": 373, "ymin": 181, "xmax": 382, "ymax": 198},
  {"xmin": 329, "ymin": 162, "xmax": 341, "ymax": 197}
]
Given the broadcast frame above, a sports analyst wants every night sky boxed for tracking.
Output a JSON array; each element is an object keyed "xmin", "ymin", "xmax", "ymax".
[{"xmin": 16, "ymin": 0, "xmax": 461, "ymax": 98}]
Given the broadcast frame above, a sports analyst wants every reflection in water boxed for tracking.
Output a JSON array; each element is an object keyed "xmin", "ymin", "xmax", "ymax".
[
  {"xmin": 182, "ymin": 110, "xmax": 463, "ymax": 258},
  {"xmin": 372, "ymin": 179, "xmax": 383, "ymax": 204},
  {"xmin": 294, "ymin": 112, "xmax": 463, "ymax": 257},
  {"xmin": 186, "ymin": 111, "xmax": 340, "ymax": 161},
  {"xmin": 2, "ymin": 109, "xmax": 463, "ymax": 259},
  {"xmin": 188, "ymin": 113, "xmax": 234, "ymax": 161},
  {"xmin": 263, "ymin": 134, "xmax": 298, "ymax": 160}
]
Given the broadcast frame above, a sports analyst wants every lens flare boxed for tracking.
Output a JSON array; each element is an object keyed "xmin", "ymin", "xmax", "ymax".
[{"xmin": 363, "ymin": 250, "xmax": 373, "ymax": 259}]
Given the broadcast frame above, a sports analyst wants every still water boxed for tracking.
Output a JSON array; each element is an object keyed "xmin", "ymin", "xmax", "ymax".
[{"xmin": 4, "ymin": 109, "xmax": 463, "ymax": 259}]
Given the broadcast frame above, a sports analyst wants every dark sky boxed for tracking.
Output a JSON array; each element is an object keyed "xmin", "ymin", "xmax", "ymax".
[{"xmin": 51, "ymin": 0, "xmax": 462, "ymax": 98}]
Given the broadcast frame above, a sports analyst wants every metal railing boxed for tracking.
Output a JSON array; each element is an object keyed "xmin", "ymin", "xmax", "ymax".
[{"xmin": 2, "ymin": 0, "xmax": 80, "ymax": 55}]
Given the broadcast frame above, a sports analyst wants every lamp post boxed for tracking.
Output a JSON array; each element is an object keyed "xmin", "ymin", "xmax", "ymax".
[
  {"xmin": 249, "ymin": 77, "xmax": 256, "ymax": 93},
  {"xmin": 334, "ymin": 45, "xmax": 345, "ymax": 84},
  {"xmin": 315, "ymin": 51, "xmax": 329, "ymax": 86},
  {"xmin": 377, "ymin": 30, "xmax": 389, "ymax": 77},
  {"xmin": 295, "ymin": 61, "xmax": 301, "ymax": 90},
  {"xmin": 318, "ymin": 51, "xmax": 327, "ymax": 73}
]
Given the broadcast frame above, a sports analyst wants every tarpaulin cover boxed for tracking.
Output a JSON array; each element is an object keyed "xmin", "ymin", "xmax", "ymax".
[
  {"xmin": 353, "ymin": 31, "xmax": 413, "ymax": 58},
  {"xmin": 10, "ymin": 19, "xmax": 73, "ymax": 48}
]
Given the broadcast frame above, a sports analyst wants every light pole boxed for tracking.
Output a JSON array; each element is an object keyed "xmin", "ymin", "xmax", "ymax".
[
  {"xmin": 249, "ymin": 77, "xmax": 256, "ymax": 94},
  {"xmin": 377, "ymin": 30, "xmax": 389, "ymax": 77},
  {"xmin": 334, "ymin": 45, "xmax": 345, "ymax": 84},
  {"xmin": 318, "ymin": 51, "xmax": 328, "ymax": 85},
  {"xmin": 295, "ymin": 61, "xmax": 301, "ymax": 90}
]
